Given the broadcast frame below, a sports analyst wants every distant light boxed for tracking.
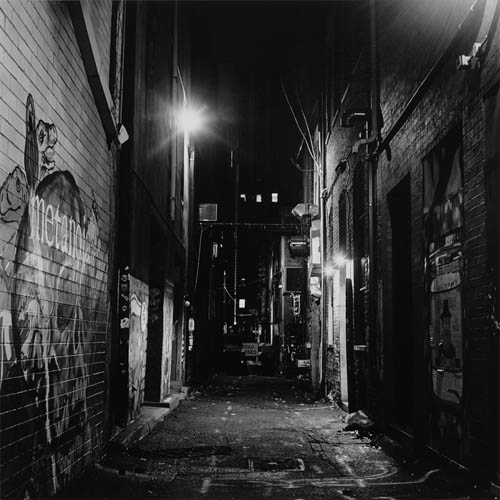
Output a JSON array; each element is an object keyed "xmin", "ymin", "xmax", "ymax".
[
  {"xmin": 256, "ymin": 194, "xmax": 262, "ymax": 203},
  {"xmin": 179, "ymin": 107, "xmax": 204, "ymax": 133},
  {"xmin": 272, "ymin": 192, "xmax": 278, "ymax": 203},
  {"xmin": 334, "ymin": 254, "xmax": 346, "ymax": 267},
  {"xmin": 240, "ymin": 193, "xmax": 247, "ymax": 202},
  {"xmin": 238, "ymin": 298, "xmax": 246, "ymax": 309},
  {"xmin": 324, "ymin": 265, "xmax": 334, "ymax": 276}
]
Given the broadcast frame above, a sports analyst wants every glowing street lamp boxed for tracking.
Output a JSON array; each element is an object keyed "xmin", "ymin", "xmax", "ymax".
[{"xmin": 179, "ymin": 106, "xmax": 204, "ymax": 134}]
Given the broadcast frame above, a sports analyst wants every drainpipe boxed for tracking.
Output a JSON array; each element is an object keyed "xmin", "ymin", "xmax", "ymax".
[
  {"xmin": 367, "ymin": 0, "xmax": 379, "ymax": 380},
  {"xmin": 233, "ymin": 149, "xmax": 239, "ymax": 327},
  {"xmin": 320, "ymin": 93, "xmax": 328, "ymax": 397},
  {"xmin": 349, "ymin": 0, "xmax": 380, "ymax": 403},
  {"xmin": 170, "ymin": 1, "xmax": 178, "ymax": 220}
]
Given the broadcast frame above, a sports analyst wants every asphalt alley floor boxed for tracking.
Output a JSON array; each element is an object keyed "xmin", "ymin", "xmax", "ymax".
[{"xmin": 58, "ymin": 375, "xmax": 496, "ymax": 500}]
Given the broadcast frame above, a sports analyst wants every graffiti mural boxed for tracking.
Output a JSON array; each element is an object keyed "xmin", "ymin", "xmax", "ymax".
[
  {"xmin": 0, "ymin": 95, "xmax": 107, "ymax": 498},
  {"xmin": 161, "ymin": 281, "xmax": 174, "ymax": 400},
  {"xmin": 128, "ymin": 276, "xmax": 148, "ymax": 420},
  {"xmin": 423, "ymin": 126, "xmax": 465, "ymax": 459}
]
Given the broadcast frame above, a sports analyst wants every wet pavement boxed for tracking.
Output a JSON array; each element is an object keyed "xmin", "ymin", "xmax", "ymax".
[{"xmin": 58, "ymin": 375, "xmax": 496, "ymax": 500}]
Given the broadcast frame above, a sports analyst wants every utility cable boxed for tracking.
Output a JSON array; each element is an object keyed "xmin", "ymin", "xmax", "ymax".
[
  {"xmin": 194, "ymin": 227, "xmax": 206, "ymax": 292},
  {"xmin": 223, "ymin": 285, "xmax": 235, "ymax": 302},
  {"xmin": 296, "ymin": 87, "xmax": 316, "ymax": 166},
  {"xmin": 280, "ymin": 79, "xmax": 321, "ymax": 171}
]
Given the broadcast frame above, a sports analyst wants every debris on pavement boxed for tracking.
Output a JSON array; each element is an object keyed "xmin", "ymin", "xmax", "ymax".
[{"xmin": 344, "ymin": 409, "xmax": 375, "ymax": 431}]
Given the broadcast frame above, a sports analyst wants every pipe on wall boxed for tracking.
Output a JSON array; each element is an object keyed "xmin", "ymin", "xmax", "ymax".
[{"xmin": 170, "ymin": 1, "xmax": 179, "ymax": 220}]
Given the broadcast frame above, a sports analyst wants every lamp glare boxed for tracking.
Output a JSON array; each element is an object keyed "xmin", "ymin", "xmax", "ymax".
[{"xmin": 180, "ymin": 108, "xmax": 203, "ymax": 133}]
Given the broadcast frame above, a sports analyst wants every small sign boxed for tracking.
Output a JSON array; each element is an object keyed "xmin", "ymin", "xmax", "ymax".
[
  {"xmin": 241, "ymin": 343, "xmax": 259, "ymax": 357},
  {"xmin": 297, "ymin": 359, "xmax": 311, "ymax": 368}
]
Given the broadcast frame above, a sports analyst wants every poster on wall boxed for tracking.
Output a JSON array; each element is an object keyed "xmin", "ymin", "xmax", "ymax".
[{"xmin": 423, "ymin": 127, "xmax": 465, "ymax": 458}]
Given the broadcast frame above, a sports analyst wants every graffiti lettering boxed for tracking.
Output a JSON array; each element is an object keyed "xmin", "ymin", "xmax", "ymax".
[{"xmin": 28, "ymin": 194, "xmax": 99, "ymax": 265}]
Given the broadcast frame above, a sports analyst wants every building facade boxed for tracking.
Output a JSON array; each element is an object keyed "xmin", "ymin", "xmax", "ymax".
[
  {"xmin": 112, "ymin": 0, "xmax": 193, "ymax": 429},
  {"xmin": 308, "ymin": 0, "xmax": 500, "ymax": 484},
  {"xmin": 0, "ymin": 1, "xmax": 193, "ymax": 497}
]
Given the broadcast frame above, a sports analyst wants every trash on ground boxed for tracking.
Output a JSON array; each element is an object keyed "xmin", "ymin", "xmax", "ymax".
[{"xmin": 344, "ymin": 410, "xmax": 374, "ymax": 431}]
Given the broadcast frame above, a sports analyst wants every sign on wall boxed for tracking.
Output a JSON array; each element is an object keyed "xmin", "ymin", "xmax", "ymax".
[{"xmin": 241, "ymin": 342, "xmax": 259, "ymax": 357}]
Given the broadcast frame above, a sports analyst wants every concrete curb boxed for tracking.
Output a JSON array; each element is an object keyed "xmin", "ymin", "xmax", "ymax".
[{"xmin": 110, "ymin": 387, "xmax": 190, "ymax": 450}]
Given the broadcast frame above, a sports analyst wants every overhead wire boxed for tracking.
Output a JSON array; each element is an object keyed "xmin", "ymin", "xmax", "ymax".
[
  {"xmin": 296, "ymin": 87, "xmax": 317, "ymax": 166},
  {"xmin": 194, "ymin": 226, "xmax": 206, "ymax": 292},
  {"xmin": 280, "ymin": 79, "xmax": 321, "ymax": 171}
]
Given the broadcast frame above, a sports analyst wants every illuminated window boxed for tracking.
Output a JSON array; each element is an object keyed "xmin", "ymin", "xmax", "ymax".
[
  {"xmin": 238, "ymin": 298, "xmax": 246, "ymax": 309},
  {"xmin": 240, "ymin": 193, "xmax": 246, "ymax": 202},
  {"xmin": 256, "ymin": 194, "xmax": 262, "ymax": 203},
  {"xmin": 272, "ymin": 192, "xmax": 278, "ymax": 203}
]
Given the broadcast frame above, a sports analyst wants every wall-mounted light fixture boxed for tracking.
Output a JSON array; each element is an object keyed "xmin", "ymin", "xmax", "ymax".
[
  {"xmin": 324, "ymin": 254, "xmax": 348, "ymax": 277},
  {"xmin": 334, "ymin": 254, "xmax": 347, "ymax": 267},
  {"xmin": 117, "ymin": 123, "xmax": 129, "ymax": 145},
  {"xmin": 457, "ymin": 39, "xmax": 486, "ymax": 71}
]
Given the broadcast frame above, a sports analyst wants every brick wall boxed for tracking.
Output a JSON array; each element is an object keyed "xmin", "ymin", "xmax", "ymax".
[
  {"xmin": 0, "ymin": 1, "xmax": 114, "ymax": 497},
  {"xmin": 322, "ymin": 0, "xmax": 499, "ymax": 474},
  {"xmin": 375, "ymin": 0, "xmax": 500, "ymax": 471},
  {"xmin": 324, "ymin": 40, "xmax": 369, "ymax": 404}
]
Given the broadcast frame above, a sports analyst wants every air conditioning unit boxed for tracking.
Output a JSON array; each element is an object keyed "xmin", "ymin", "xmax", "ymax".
[{"xmin": 198, "ymin": 203, "xmax": 218, "ymax": 222}]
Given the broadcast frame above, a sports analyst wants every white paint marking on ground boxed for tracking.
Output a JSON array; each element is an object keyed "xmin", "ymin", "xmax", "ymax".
[
  {"xmin": 200, "ymin": 478, "xmax": 211, "ymax": 494},
  {"xmin": 203, "ymin": 468, "xmax": 441, "ymax": 490}
]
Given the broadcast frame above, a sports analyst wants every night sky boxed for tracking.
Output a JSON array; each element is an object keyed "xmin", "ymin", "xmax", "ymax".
[
  {"xmin": 190, "ymin": 1, "xmax": 329, "ymax": 314},
  {"xmin": 191, "ymin": 1, "xmax": 327, "ymax": 207}
]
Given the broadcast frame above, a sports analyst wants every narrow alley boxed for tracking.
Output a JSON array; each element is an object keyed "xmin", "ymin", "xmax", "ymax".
[
  {"xmin": 1, "ymin": 1, "xmax": 499, "ymax": 498},
  {"xmin": 58, "ymin": 376, "xmax": 492, "ymax": 500}
]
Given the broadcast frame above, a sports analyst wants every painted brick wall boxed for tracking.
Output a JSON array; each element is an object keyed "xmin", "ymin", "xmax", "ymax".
[
  {"xmin": 0, "ymin": 1, "xmax": 114, "ymax": 497},
  {"xmin": 375, "ymin": 0, "xmax": 500, "ymax": 470}
]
